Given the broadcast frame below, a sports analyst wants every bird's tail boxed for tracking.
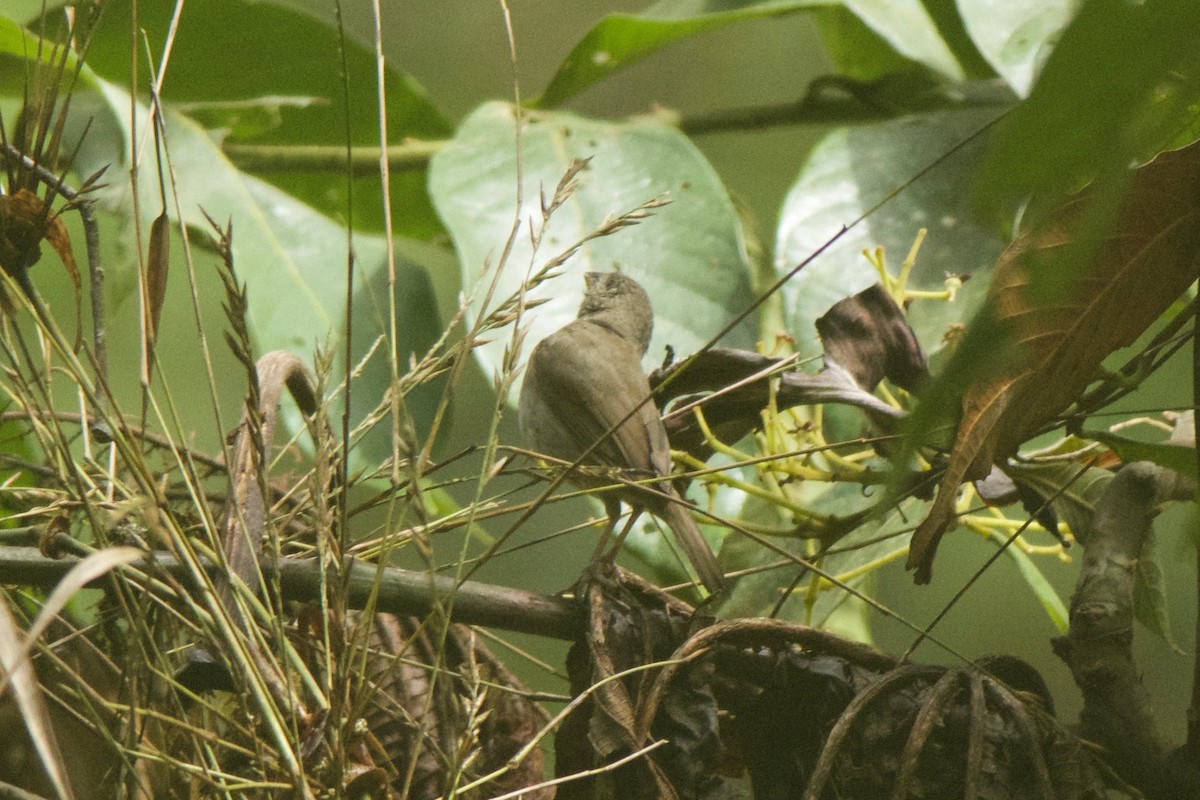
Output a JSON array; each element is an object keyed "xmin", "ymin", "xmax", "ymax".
[{"xmin": 663, "ymin": 500, "xmax": 726, "ymax": 594}]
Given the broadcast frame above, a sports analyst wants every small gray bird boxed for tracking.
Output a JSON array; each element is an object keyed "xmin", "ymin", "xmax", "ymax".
[{"xmin": 518, "ymin": 271, "xmax": 725, "ymax": 594}]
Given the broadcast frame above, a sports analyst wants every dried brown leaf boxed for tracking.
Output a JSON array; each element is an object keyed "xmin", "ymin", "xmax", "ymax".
[
  {"xmin": 0, "ymin": 188, "xmax": 79, "ymax": 286},
  {"xmin": 651, "ymin": 287, "xmax": 924, "ymax": 459},
  {"xmin": 0, "ymin": 189, "xmax": 46, "ymax": 266},
  {"xmin": 0, "ymin": 188, "xmax": 83, "ymax": 339},
  {"xmin": 909, "ymin": 141, "xmax": 1200, "ymax": 583},
  {"xmin": 41, "ymin": 206, "xmax": 79, "ymax": 296},
  {"xmin": 222, "ymin": 351, "xmax": 320, "ymax": 601},
  {"xmin": 817, "ymin": 283, "xmax": 928, "ymax": 393},
  {"xmin": 144, "ymin": 212, "xmax": 170, "ymax": 343},
  {"xmin": 140, "ymin": 212, "xmax": 170, "ymax": 381}
]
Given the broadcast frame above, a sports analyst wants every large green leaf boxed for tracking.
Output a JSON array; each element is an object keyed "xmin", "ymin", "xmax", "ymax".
[
  {"xmin": 1006, "ymin": 459, "xmax": 1111, "ymax": 545},
  {"xmin": 429, "ymin": 101, "xmax": 757, "ymax": 385},
  {"xmin": 717, "ymin": 483, "xmax": 917, "ymax": 639},
  {"xmin": 534, "ymin": 0, "xmax": 961, "ymax": 109},
  {"xmin": 815, "ymin": 0, "xmax": 964, "ymax": 82},
  {"xmin": 1133, "ymin": 533, "xmax": 1180, "ymax": 652},
  {"xmin": 991, "ymin": 528, "xmax": 1068, "ymax": 633},
  {"xmin": 956, "ymin": 0, "xmax": 1079, "ymax": 97},
  {"xmin": 8, "ymin": 2, "xmax": 70, "ymax": 24},
  {"xmin": 66, "ymin": 81, "xmax": 351, "ymax": 346},
  {"xmin": 77, "ymin": 0, "xmax": 450, "ymax": 239},
  {"xmin": 64, "ymin": 80, "xmax": 451, "ymax": 458},
  {"xmin": 349, "ymin": 240, "xmax": 460, "ymax": 464},
  {"xmin": 775, "ymin": 110, "xmax": 1004, "ymax": 360},
  {"xmin": 1083, "ymin": 429, "xmax": 1197, "ymax": 479},
  {"xmin": 814, "ymin": 6, "xmax": 918, "ymax": 84},
  {"xmin": 803, "ymin": 488, "xmax": 915, "ymax": 636},
  {"xmin": 977, "ymin": 0, "xmax": 1200, "ymax": 220},
  {"xmin": 534, "ymin": 2, "xmax": 817, "ymax": 109},
  {"xmin": 0, "ymin": 15, "xmax": 98, "ymax": 95},
  {"xmin": 914, "ymin": 0, "xmax": 994, "ymax": 79}
]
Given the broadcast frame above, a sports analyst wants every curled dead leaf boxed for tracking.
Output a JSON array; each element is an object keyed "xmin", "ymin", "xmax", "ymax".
[
  {"xmin": 816, "ymin": 282, "xmax": 928, "ymax": 394},
  {"xmin": 653, "ymin": 284, "xmax": 926, "ymax": 458},
  {"xmin": 0, "ymin": 189, "xmax": 83, "ymax": 343},
  {"xmin": 0, "ymin": 189, "xmax": 50, "ymax": 272}
]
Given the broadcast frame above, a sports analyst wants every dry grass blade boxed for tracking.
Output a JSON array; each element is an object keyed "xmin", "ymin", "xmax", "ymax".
[
  {"xmin": 0, "ymin": 547, "xmax": 139, "ymax": 800},
  {"xmin": 0, "ymin": 602, "xmax": 72, "ymax": 800},
  {"xmin": 0, "ymin": 547, "xmax": 141, "ymax": 696},
  {"xmin": 909, "ymin": 141, "xmax": 1200, "ymax": 583}
]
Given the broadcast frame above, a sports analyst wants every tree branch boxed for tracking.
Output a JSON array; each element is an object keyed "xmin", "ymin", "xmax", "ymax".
[
  {"xmin": 219, "ymin": 80, "xmax": 1012, "ymax": 175},
  {"xmin": 0, "ymin": 545, "xmax": 584, "ymax": 641},
  {"xmin": 220, "ymin": 139, "xmax": 445, "ymax": 176},
  {"xmin": 1050, "ymin": 461, "xmax": 1194, "ymax": 795}
]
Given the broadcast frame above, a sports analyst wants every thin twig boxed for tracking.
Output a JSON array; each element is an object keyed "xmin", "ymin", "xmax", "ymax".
[
  {"xmin": 219, "ymin": 83, "xmax": 1013, "ymax": 174},
  {"xmin": 0, "ymin": 410, "xmax": 225, "ymax": 471}
]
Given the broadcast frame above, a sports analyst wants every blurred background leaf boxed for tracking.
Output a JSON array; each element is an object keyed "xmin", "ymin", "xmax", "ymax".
[
  {"xmin": 776, "ymin": 109, "xmax": 1005, "ymax": 360},
  {"xmin": 535, "ymin": 0, "xmax": 964, "ymax": 109},
  {"xmin": 977, "ymin": 0, "xmax": 1200, "ymax": 223},
  {"xmin": 429, "ymin": 100, "xmax": 759, "ymax": 386},
  {"xmin": 957, "ymin": 0, "xmax": 1078, "ymax": 97},
  {"xmin": 80, "ymin": 0, "xmax": 451, "ymax": 239}
]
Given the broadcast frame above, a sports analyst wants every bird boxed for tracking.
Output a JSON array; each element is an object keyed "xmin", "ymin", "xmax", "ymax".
[{"xmin": 518, "ymin": 271, "xmax": 726, "ymax": 594}]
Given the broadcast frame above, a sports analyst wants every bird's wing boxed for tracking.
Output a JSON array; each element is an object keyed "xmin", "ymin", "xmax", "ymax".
[{"xmin": 523, "ymin": 321, "xmax": 663, "ymax": 479}]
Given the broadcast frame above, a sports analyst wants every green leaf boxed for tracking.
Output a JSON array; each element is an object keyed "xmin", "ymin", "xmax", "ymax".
[
  {"xmin": 349, "ymin": 241, "xmax": 460, "ymax": 463},
  {"xmin": 914, "ymin": 0, "xmax": 994, "ymax": 79},
  {"xmin": 1022, "ymin": 461, "xmax": 1184, "ymax": 652},
  {"xmin": 814, "ymin": 6, "xmax": 916, "ymax": 83},
  {"xmin": 775, "ymin": 110, "xmax": 1004, "ymax": 360},
  {"xmin": 977, "ymin": 0, "xmax": 1200, "ymax": 221},
  {"xmin": 716, "ymin": 481, "xmax": 915, "ymax": 641},
  {"xmin": 1006, "ymin": 459, "xmax": 1112, "ymax": 545},
  {"xmin": 1133, "ymin": 533, "xmax": 1180, "ymax": 652},
  {"xmin": 1082, "ymin": 429, "xmax": 1197, "ymax": 478},
  {"xmin": 66, "ymin": 81, "xmax": 370, "ymax": 366},
  {"xmin": 78, "ymin": 0, "xmax": 451, "ymax": 239},
  {"xmin": 956, "ymin": 0, "xmax": 1078, "ymax": 97},
  {"xmin": 842, "ymin": 0, "xmax": 963, "ymax": 79},
  {"xmin": 534, "ymin": 3, "xmax": 817, "ymax": 108},
  {"xmin": 805, "ymin": 493, "xmax": 914, "ymax": 638},
  {"xmin": 429, "ymin": 101, "xmax": 758, "ymax": 385},
  {"xmin": 64, "ymin": 78, "xmax": 458, "ymax": 468},
  {"xmin": 534, "ymin": 0, "xmax": 962, "ymax": 109},
  {"xmin": 989, "ymin": 528, "xmax": 1068, "ymax": 633},
  {"xmin": 6, "ymin": 2, "xmax": 71, "ymax": 25},
  {"xmin": 173, "ymin": 96, "xmax": 325, "ymax": 141},
  {"xmin": 0, "ymin": 15, "xmax": 98, "ymax": 95},
  {"xmin": 815, "ymin": 0, "xmax": 963, "ymax": 83},
  {"xmin": 1018, "ymin": 461, "xmax": 1180, "ymax": 650}
]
